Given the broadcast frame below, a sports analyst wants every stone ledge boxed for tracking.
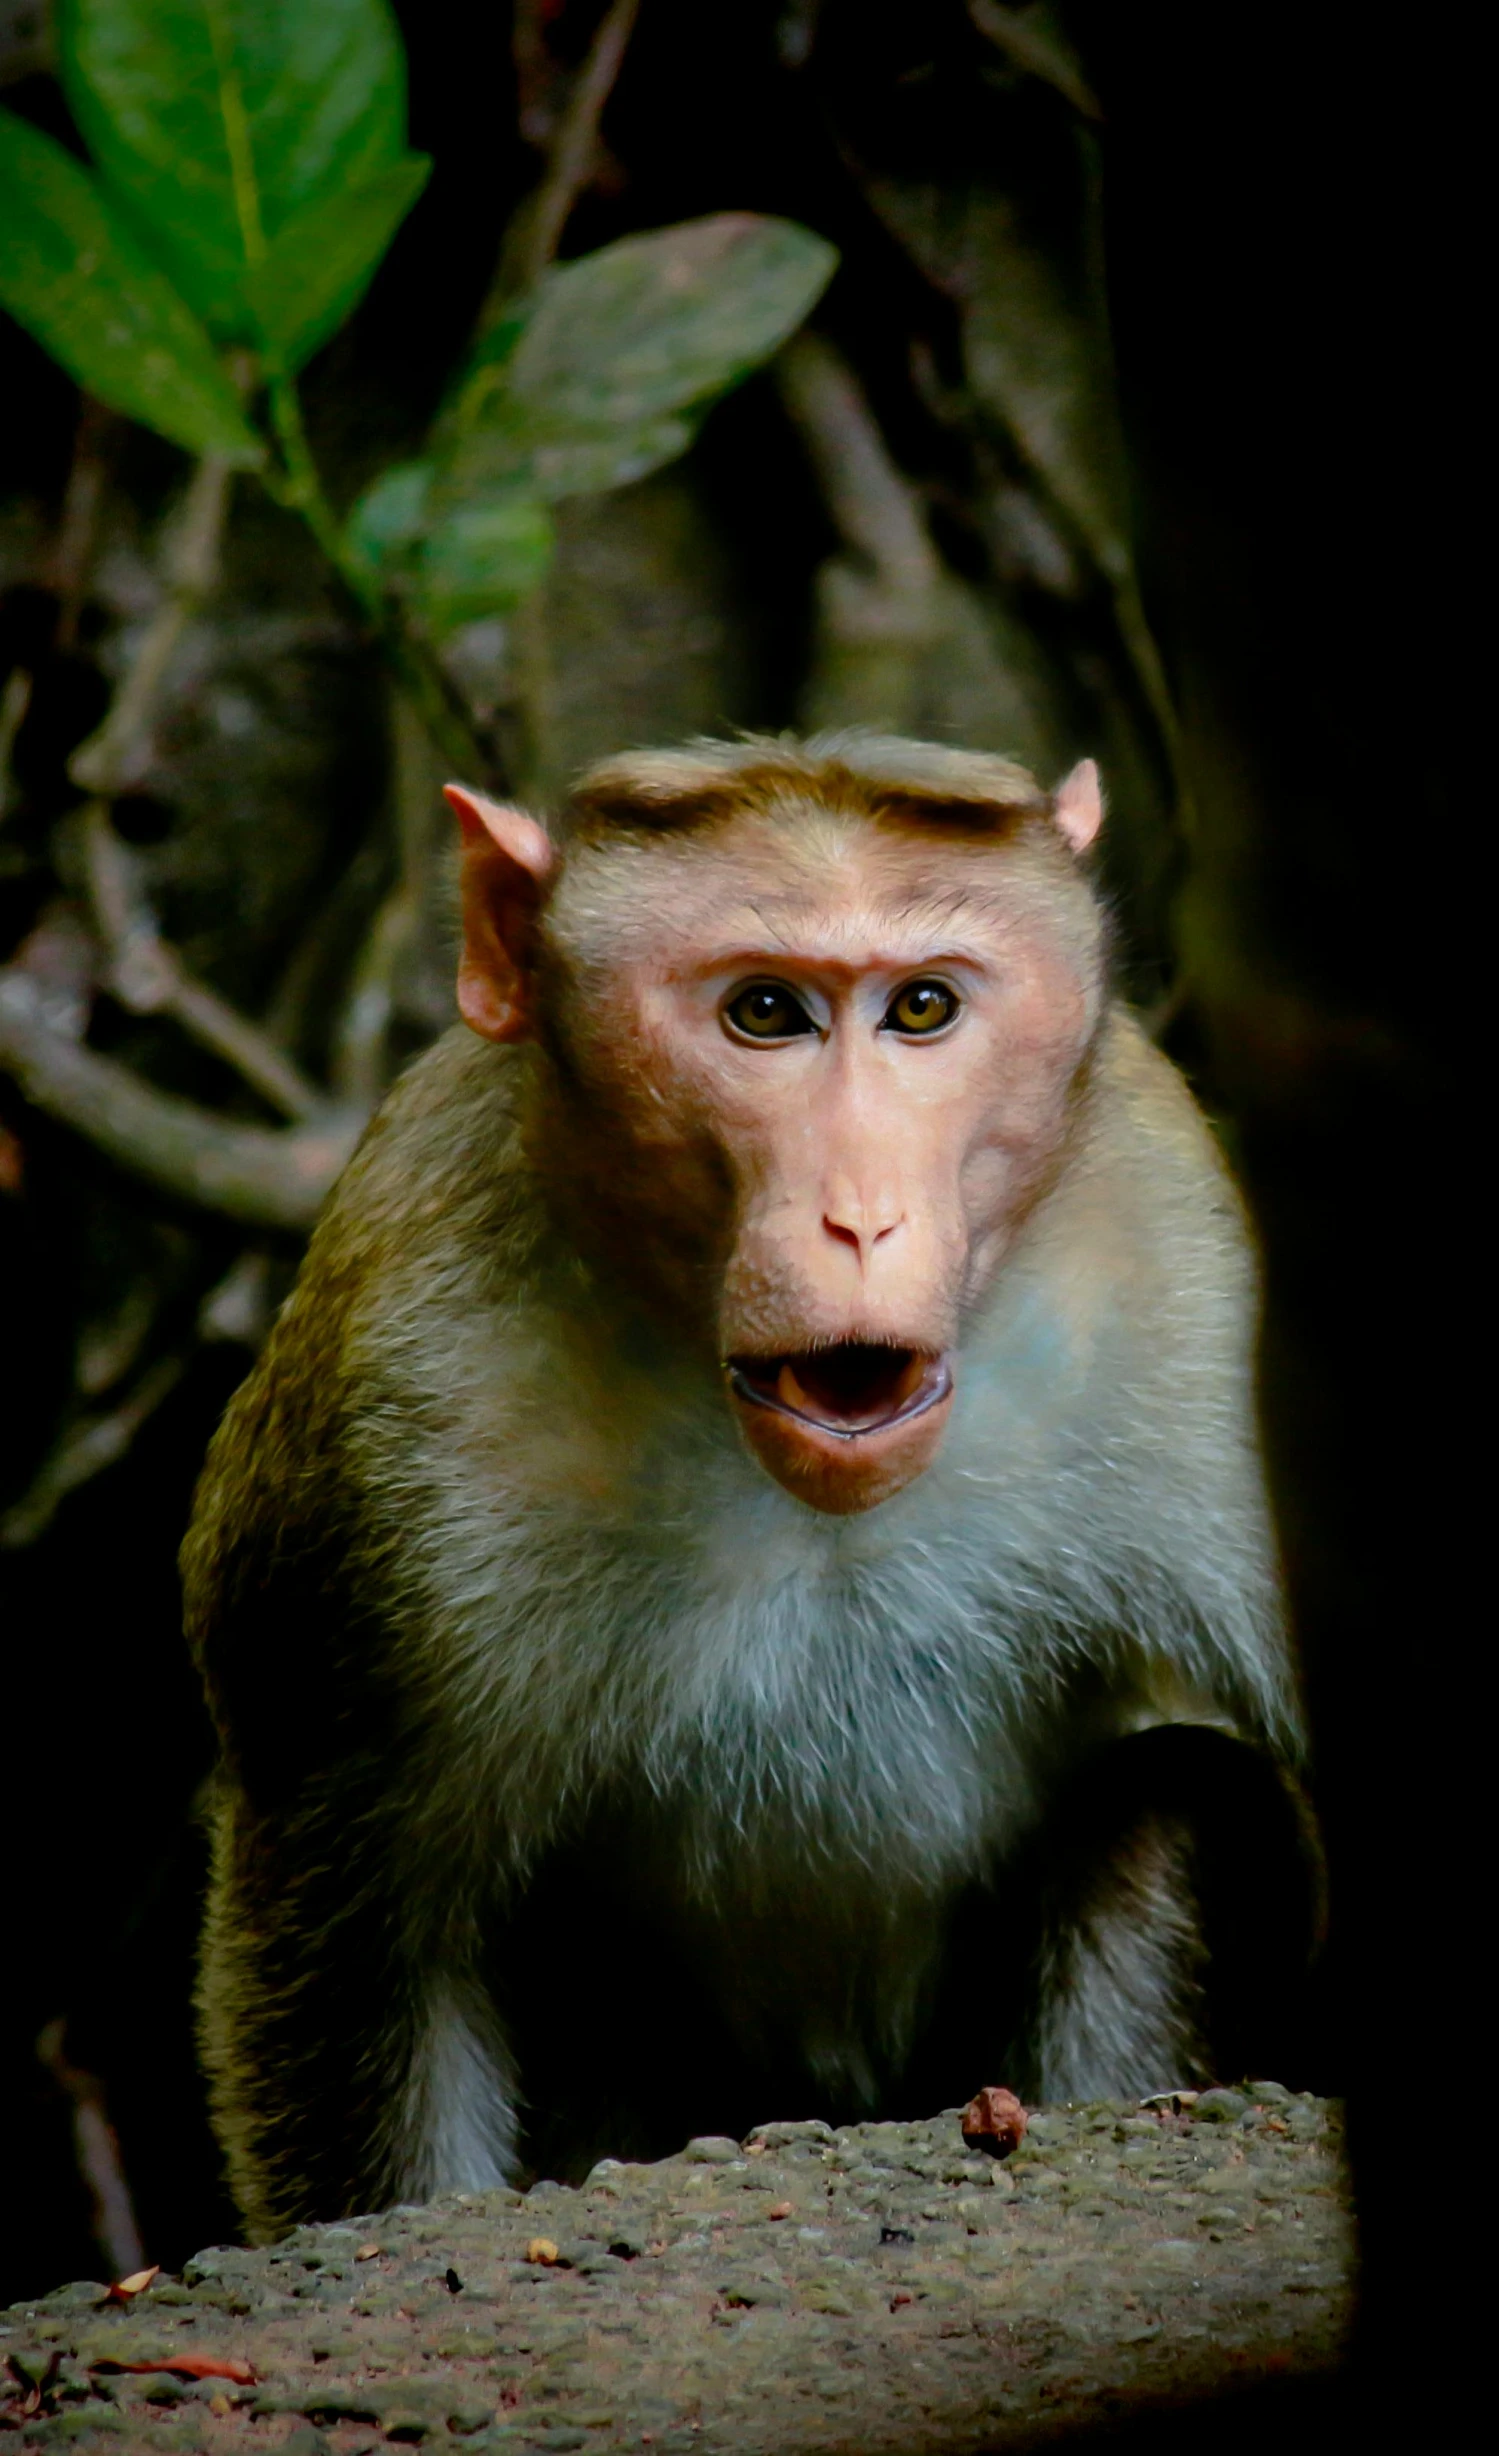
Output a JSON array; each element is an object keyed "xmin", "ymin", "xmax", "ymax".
[{"xmin": 0, "ymin": 2088, "xmax": 1352, "ymax": 2452}]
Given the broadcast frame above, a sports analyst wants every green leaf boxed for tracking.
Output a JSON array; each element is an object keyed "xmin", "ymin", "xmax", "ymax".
[
  {"xmin": 345, "ymin": 458, "xmax": 554, "ymax": 634},
  {"xmin": 0, "ymin": 108, "xmax": 262, "ymax": 462},
  {"xmin": 441, "ymin": 213, "xmax": 837, "ymax": 505},
  {"xmin": 511, "ymin": 214, "xmax": 838, "ymax": 428},
  {"xmin": 418, "ymin": 495, "xmax": 555, "ymax": 638},
  {"xmin": 59, "ymin": 0, "xmax": 409, "ymax": 340},
  {"xmin": 246, "ymin": 152, "xmax": 429, "ymax": 368},
  {"xmin": 344, "ymin": 457, "xmax": 432, "ymax": 578},
  {"xmin": 447, "ymin": 406, "xmax": 698, "ymax": 508}
]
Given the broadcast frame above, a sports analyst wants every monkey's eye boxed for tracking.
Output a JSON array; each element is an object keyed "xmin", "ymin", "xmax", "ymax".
[
  {"xmin": 883, "ymin": 979, "xmax": 959, "ymax": 1035},
  {"xmin": 723, "ymin": 982, "xmax": 817, "ymax": 1041}
]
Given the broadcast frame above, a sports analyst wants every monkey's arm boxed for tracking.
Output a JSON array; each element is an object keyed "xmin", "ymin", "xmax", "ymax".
[
  {"xmin": 1024, "ymin": 1725, "xmax": 1320, "ymax": 2103},
  {"xmin": 183, "ymin": 1297, "xmax": 519, "ymax": 2238}
]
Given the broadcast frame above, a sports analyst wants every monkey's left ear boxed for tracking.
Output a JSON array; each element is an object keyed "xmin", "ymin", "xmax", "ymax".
[
  {"xmin": 1051, "ymin": 759, "xmax": 1104, "ymax": 855},
  {"xmin": 444, "ymin": 784, "xmax": 556, "ymax": 1043}
]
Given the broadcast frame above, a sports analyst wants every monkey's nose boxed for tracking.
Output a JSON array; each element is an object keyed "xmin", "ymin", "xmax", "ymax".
[{"xmin": 821, "ymin": 1204, "xmax": 905, "ymax": 1260}]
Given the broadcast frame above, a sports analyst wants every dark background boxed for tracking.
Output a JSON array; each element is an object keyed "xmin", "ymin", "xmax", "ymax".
[{"xmin": 0, "ymin": 0, "xmax": 1465, "ymax": 2416}]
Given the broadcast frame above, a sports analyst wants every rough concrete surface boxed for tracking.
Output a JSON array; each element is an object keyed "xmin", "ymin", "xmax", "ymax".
[{"xmin": 1, "ymin": 2088, "xmax": 1352, "ymax": 2454}]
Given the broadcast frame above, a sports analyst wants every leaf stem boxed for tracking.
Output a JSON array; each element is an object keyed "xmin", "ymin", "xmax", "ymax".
[
  {"xmin": 266, "ymin": 373, "xmax": 353, "ymax": 580},
  {"xmin": 264, "ymin": 371, "xmax": 497, "ymax": 780}
]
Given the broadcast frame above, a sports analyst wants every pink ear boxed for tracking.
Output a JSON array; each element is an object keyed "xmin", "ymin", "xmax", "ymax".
[
  {"xmin": 1052, "ymin": 758, "xmax": 1104, "ymax": 855},
  {"xmin": 444, "ymin": 784, "xmax": 555, "ymax": 1044}
]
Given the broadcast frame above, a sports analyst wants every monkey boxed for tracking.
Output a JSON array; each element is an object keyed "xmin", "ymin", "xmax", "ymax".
[{"xmin": 181, "ymin": 732, "xmax": 1311, "ymax": 2242}]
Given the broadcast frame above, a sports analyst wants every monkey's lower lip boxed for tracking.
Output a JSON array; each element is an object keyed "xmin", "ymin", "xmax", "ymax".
[{"xmin": 725, "ymin": 1344, "xmax": 952, "ymax": 1438}]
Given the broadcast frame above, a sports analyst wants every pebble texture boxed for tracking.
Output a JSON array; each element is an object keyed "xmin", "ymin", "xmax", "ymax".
[{"xmin": 0, "ymin": 2091, "xmax": 1351, "ymax": 2453}]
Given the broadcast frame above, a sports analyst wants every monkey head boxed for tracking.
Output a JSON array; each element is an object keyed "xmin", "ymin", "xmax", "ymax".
[{"xmin": 445, "ymin": 739, "xmax": 1106, "ymax": 1516}]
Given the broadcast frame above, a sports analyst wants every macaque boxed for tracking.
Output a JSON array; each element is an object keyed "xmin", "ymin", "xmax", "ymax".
[{"xmin": 183, "ymin": 733, "xmax": 1309, "ymax": 2241}]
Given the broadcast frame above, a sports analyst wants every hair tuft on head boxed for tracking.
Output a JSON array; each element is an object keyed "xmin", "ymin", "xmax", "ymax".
[{"xmin": 562, "ymin": 730, "xmax": 1052, "ymax": 841}]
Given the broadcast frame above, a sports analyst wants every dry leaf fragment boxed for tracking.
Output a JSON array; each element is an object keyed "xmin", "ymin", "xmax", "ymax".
[
  {"xmin": 355, "ymin": 2242, "xmax": 382, "ymax": 2261},
  {"xmin": 96, "ymin": 2356, "xmax": 255, "ymax": 2385},
  {"xmin": 767, "ymin": 2201, "xmax": 793, "ymax": 2219},
  {"xmin": 105, "ymin": 2265, "xmax": 160, "ymax": 2303},
  {"xmin": 525, "ymin": 2237, "xmax": 559, "ymax": 2265},
  {"xmin": 960, "ymin": 2085, "xmax": 1028, "ymax": 2157}
]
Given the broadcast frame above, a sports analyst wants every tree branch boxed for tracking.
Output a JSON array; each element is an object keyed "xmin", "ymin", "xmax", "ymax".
[
  {"xmin": 775, "ymin": 331, "xmax": 940, "ymax": 599},
  {"xmin": 0, "ymin": 971, "xmax": 360, "ymax": 1233},
  {"xmin": 49, "ymin": 395, "xmax": 117, "ymax": 652},
  {"xmin": 2, "ymin": 1355, "xmax": 184, "ymax": 1551},
  {"xmin": 77, "ymin": 799, "xmax": 328, "ymax": 1124},
  {"xmin": 68, "ymin": 453, "xmax": 234, "ymax": 797},
  {"xmin": 489, "ymin": 0, "xmax": 641, "ymax": 311},
  {"xmin": 968, "ymin": 1, "xmax": 1102, "ymax": 121}
]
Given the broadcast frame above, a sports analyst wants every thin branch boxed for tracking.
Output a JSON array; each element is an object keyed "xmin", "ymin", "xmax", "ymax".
[
  {"xmin": 0, "ymin": 971, "xmax": 361, "ymax": 1232},
  {"xmin": 968, "ymin": 0, "xmax": 1102, "ymax": 121},
  {"xmin": 2, "ymin": 1354, "xmax": 184, "ymax": 1551},
  {"xmin": 35, "ymin": 2023, "xmax": 146, "ymax": 2281},
  {"xmin": 68, "ymin": 454, "xmax": 234, "ymax": 797},
  {"xmin": 78, "ymin": 800, "xmax": 327, "ymax": 1124},
  {"xmin": 49, "ymin": 396, "xmax": 117, "ymax": 652},
  {"xmin": 1, "ymin": 665, "xmax": 31, "ymax": 825},
  {"xmin": 775, "ymin": 332, "xmax": 940, "ymax": 599},
  {"xmin": 4, "ymin": 1243, "xmax": 281, "ymax": 1544},
  {"xmin": 512, "ymin": 0, "xmax": 561, "ymax": 147},
  {"xmin": 489, "ymin": 0, "xmax": 642, "ymax": 311},
  {"xmin": 264, "ymin": 368, "xmax": 502, "ymax": 782},
  {"xmin": 331, "ymin": 689, "xmax": 432, "ymax": 1109}
]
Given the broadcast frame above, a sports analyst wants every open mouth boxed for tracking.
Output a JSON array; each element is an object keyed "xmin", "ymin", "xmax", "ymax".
[{"xmin": 726, "ymin": 1343, "xmax": 952, "ymax": 1440}]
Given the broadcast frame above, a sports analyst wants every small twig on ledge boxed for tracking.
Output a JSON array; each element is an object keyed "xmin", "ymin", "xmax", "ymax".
[
  {"xmin": 488, "ymin": 0, "xmax": 642, "ymax": 312},
  {"xmin": 68, "ymin": 453, "xmax": 234, "ymax": 797},
  {"xmin": 0, "ymin": 971, "xmax": 361, "ymax": 1231},
  {"xmin": 78, "ymin": 800, "xmax": 328, "ymax": 1123}
]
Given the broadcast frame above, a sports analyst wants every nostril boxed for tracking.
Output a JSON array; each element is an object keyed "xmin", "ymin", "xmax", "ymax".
[
  {"xmin": 823, "ymin": 1215, "xmax": 862, "ymax": 1250},
  {"xmin": 872, "ymin": 1217, "xmax": 903, "ymax": 1245}
]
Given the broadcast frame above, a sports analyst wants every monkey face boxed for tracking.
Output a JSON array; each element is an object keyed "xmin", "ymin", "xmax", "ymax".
[{"xmin": 535, "ymin": 807, "xmax": 1105, "ymax": 1515}]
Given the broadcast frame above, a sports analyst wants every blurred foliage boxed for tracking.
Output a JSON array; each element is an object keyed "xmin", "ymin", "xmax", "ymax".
[{"xmin": 353, "ymin": 213, "xmax": 837, "ymax": 635}]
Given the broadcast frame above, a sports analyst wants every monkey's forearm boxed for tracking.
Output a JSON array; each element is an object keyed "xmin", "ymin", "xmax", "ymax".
[
  {"xmin": 198, "ymin": 1788, "xmax": 518, "ymax": 2239},
  {"xmin": 1028, "ymin": 1811, "xmax": 1209, "ymax": 2104}
]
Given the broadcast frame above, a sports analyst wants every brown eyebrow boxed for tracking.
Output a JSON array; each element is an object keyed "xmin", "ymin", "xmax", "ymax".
[{"xmin": 673, "ymin": 944, "xmax": 990, "ymax": 985}]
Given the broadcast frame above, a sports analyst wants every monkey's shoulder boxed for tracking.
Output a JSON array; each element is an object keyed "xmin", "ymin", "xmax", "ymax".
[
  {"xmin": 182, "ymin": 1036, "xmax": 531, "ymax": 1661},
  {"xmin": 1080, "ymin": 1007, "xmax": 1253, "ymax": 1256}
]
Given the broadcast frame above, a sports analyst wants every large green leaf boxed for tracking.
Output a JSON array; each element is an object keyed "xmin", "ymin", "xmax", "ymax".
[
  {"xmin": 0, "ymin": 109, "xmax": 262, "ymax": 462},
  {"xmin": 440, "ymin": 214, "xmax": 838, "ymax": 505},
  {"xmin": 59, "ymin": 0, "xmax": 408, "ymax": 340},
  {"xmin": 246, "ymin": 152, "xmax": 429, "ymax": 368}
]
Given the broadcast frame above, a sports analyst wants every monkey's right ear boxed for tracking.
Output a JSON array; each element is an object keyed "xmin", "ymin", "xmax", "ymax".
[
  {"xmin": 1051, "ymin": 759, "xmax": 1104, "ymax": 855},
  {"xmin": 444, "ymin": 784, "xmax": 556, "ymax": 1043}
]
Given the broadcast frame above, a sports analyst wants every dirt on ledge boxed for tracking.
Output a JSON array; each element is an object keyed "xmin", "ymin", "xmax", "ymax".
[{"xmin": 1, "ymin": 2086, "xmax": 1352, "ymax": 2454}]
